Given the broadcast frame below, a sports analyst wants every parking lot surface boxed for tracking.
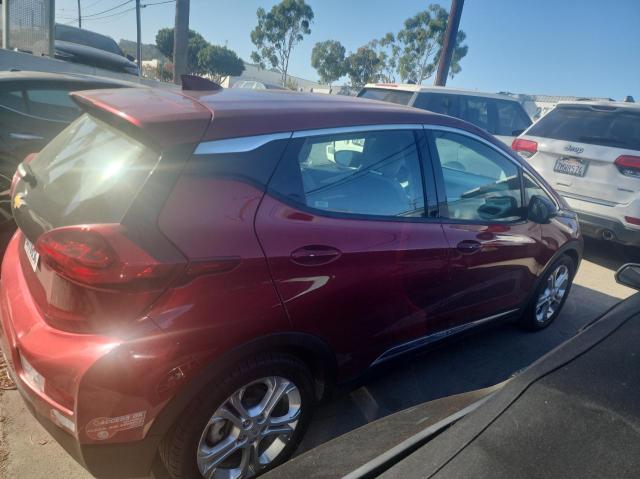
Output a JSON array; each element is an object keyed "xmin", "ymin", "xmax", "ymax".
[{"xmin": 0, "ymin": 238, "xmax": 636, "ymax": 479}]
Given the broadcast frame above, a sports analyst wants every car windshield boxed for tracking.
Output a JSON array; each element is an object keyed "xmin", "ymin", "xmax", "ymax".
[
  {"xmin": 526, "ymin": 106, "xmax": 640, "ymax": 150},
  {"xmin": 55, "ymin": 24, "xmax": 123, "ymax": 56}
]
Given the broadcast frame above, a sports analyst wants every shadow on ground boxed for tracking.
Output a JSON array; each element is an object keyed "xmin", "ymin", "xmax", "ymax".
[{"xmin": 298, "ymin": 282, "xmax": 621, "ymax": 453}]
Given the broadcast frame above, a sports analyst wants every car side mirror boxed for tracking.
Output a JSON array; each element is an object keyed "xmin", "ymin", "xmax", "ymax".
[
  {"xmin": 615, "ymin": 264, "xmax": 640, "ymax": 290},
  {"xmin": 528, "ymin": 195, "xmax": 557, "ymax": 224}
]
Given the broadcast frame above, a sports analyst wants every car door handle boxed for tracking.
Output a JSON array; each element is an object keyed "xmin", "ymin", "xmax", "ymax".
[
  {"xmin": 456, "ymin": 240, "xmax": 482, "ymax": 254},
  {"xmin": 9, "ymin": 133, "xmax": 44, "ymax": 141},
  {"xmin": 290, "ymin": 245, "xmax": 342, "ymax": 266}
]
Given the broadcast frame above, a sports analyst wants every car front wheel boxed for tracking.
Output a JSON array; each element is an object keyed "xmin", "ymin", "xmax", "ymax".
[
  {"xmin": 161, "ymin": 353, "xmax": 315, "ymax": 479},
  {"xmin": 520, "ymin": 255, "xmax": 576, "ymax": 330}
]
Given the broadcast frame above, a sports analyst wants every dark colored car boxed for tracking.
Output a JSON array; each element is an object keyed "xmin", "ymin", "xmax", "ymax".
[
  {"xmin": 0, "ymin": 70, "xmax": 139, "ymax": 228},
  {"xmin": 1, "ymin": 86, "xmax": 581, "ymax": 479},
  {"xmin": 267, "ymin": 264, "xmax": 640, "ymax": 479},
  {"xmin": 55, "ymin": 24, "xmax": 140, "ymax": 76}
]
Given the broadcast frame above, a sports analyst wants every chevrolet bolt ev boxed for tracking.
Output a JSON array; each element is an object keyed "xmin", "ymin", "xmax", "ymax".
[
  {"xmin": 0, "ymin": 87, "xmax": 582, "ymax": 479},
  {"xmin": 513, "ymin": 101, "xmax": 640, "ymax": 247}
]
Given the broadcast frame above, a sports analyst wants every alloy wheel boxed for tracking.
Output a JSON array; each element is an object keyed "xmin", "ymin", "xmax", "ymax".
[
  {"xmin": 196, "ymin": 376, "xmax": 302, "ymax": 479},
  {"xmin": 535, "ymin": 264, "xmax": 570, "ymax": 323}
]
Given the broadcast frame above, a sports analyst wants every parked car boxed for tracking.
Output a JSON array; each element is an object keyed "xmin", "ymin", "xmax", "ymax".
[
  {"xmin": 358, "ymin": 84, "xmax": 533, "ymax": 146},
  {"xmin": 266, "ymin": 263, "xmax": 640, "ymax": 479},
  {"xmin": 1, "ymin": 86, "xmax": 581, "ymax": 479},
  {"xmin": 0, "ymin": 70, "xmax": 139, "ymax": 229},
  {"xmin": 513, "ymin": 101, "xmax": 640, "ymax": 247},
  {"xmin": 233, "ymin": 80, "xmax": 287, "ymax": 90},
  {"xmin": 55, "ymin": 24, "xmax": 140, "ymax": 76}
]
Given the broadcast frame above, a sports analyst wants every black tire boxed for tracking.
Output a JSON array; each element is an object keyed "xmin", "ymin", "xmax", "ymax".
[
  {"xmin": 160, "ymin": 353, "xmax": 315, "ymax": 479},
  {"xmin": 519, "ymin": 255, "xmax": 576, "ymax": 331}
]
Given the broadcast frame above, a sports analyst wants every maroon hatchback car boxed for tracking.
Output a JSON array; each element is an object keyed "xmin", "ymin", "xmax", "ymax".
[{"xmin": 1, "ymin": 86, "xmax": 582, "ymax": 478}]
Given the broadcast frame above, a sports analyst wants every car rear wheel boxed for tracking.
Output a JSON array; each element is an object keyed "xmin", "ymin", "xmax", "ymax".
[
  {"xmin": 160, "ymin": 353, "xmax": 315, "ymax": 479},
  {"xmin": 520, "ymin": 255, "xmax": 576, "ymax": 331}
]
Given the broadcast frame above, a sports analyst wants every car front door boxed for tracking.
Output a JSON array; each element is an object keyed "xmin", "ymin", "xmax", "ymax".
[
  {"xmin": 256, "ymin": 126, "xmax": 451, "ymax": 376},
  {"xmin": 426, "ymin": 128, "xmax": 546, "ymax": 329}
]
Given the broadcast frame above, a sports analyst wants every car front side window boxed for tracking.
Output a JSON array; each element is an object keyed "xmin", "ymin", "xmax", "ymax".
[{"xmin": 432, "ymin": 130, "xmax": 523, "ymax": 222}]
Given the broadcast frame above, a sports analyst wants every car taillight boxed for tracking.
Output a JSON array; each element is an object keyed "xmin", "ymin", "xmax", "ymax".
[
  {"xmin": 36, "ymin": 224, "xmax": 185, "ymax": 291},
  {"xmin": 614, "ymin": 155, "xmax": 640, "ymax": 178},
  {"xmin": 625, "ymin": 216, "xmax": 640, "ymax": 226},
  {"xmin": 511, "ymin": 139, "xmax": 538, "ymax": 158}
]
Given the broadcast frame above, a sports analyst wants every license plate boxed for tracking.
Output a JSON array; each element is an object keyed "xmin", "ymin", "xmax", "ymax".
[
  {"xmin": 554, "ymin": 157, "xmax": 588, "ymax": 177},
  {"xmin": 23, "ymin": 238, "xmax": 39, "ymax": 272}
]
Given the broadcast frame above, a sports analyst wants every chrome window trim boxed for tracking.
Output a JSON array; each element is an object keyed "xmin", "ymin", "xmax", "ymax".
[
  {"xmin": 291, "ymin": 124, "xmax": 424, "ymax": 138},
  {"xmin": 423, "ymin": 124, "xmax": 560, "ymax": 209},
  {"xmin": 371, "ymin": 308, "xmax": 519, "ymax": 367},
  {"xmin": 194, "ymin": 132, "xmax": 293, "ymax": 155}
]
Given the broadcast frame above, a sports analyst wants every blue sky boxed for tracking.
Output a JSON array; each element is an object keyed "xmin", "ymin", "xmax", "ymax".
[{"xmin": 55, "ymin": 0, "xmax": 639, "ymax": 99}]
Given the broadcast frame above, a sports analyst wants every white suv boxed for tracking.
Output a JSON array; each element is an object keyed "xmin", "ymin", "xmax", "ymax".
[
  {"xmin": 358, "ymin": 84, "xmax": 532, "ymax": 146},
  {"xmin": 513, "ymin": 101, "xmax": 640, "ymax": 247}
]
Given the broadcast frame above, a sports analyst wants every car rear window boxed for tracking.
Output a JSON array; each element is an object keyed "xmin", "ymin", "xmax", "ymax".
[
  {"xmin": 358, "ymin": 88, "xmax": 414, "ymax": 106},
  {"xmin": 526, "ymin": 105, "xmax": 640, "ymax": 150},
  {"xmin": 26, "ymin": 114, "xmax": 158, "ymax": 227}
]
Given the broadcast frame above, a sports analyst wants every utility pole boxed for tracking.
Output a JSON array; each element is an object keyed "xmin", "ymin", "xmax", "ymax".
[
  {"xmin": 173, "ymin": 0, "xmax": 190, "ymax": 84},
  {"xmin": 136, "ymin": 0, "xmax": 142, "ymax": 78},
  {"xmin": 434, "ymin": 0, "xmax": 464, "ymax": 86},
  {"xmin": 77, "ymin": 0, "xmax": 82, "ymax": 28}
]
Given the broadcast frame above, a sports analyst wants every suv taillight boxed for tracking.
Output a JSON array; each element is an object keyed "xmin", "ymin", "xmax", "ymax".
[
  {"xmin": 614, "ymin": 155, "xmax": 640, "ymax": 178},
  {"xmin": 36, "ymin": 224, "xmax": 184, "ymax": 291},
  {"xmin": 511, "ymin": 139, "xmax": 538, "ymax": 158}
]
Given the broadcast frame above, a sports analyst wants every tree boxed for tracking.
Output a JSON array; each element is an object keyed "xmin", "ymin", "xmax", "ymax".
[
  {"xmin": 346, "ymin": 46, "xmax": 381, "ymax": 88},
  {"xmin": 396, "ymin": 4, "xmax": 468, "ymax": 84},
  {"xmin": 155, "ymin": 28, "xmax": 214, "ymax": 75},
  {"xmin": 197, "ymin": 45, "xmax": 245, "ymax": 83},
  {"xmin": 311, "ymin": 40, "xmax": 346, "ymax": 86},
  {"xmin": 250, "ymin": 0, "xmax": 314, "ymax": 86},
  {"xmin": 368, "ymin": 33, "xmax": 401, "ymax": 83}
]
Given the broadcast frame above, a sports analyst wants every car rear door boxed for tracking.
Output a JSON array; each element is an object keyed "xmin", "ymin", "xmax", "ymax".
[
  {"xmin": 426, "ymin": 127, "xmax": 546, "ymax": 330},
  {"xmin": 518, "ymin": 104, "xmax": 640, "ymax": 206},
  {"xmin": 256, "ymin": 126, "xmax": 451, "ymax": 375}
]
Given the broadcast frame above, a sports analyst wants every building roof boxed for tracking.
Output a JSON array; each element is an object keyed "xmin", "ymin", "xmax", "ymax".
[{"xmin": 71, "ymin": 86, "xmax": 488, "ymax": 147}]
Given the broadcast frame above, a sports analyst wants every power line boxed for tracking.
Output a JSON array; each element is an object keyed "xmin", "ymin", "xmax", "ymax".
[
  {"xmin": 142, "ymin": 0, "xmax": 175, "ymax": 5},
  {"xmin": 81, "ymin": 0, "xmax": 134, "ymax": 19}
]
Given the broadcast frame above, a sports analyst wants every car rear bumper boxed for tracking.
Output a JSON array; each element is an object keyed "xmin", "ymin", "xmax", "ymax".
[
  {"xmin": 0, "ymin": 233, "xmax": 174, "ymax": 477},
  {"xmin": 560, "ymin": 194, "xmax": 640, "ymax": 245},
  {"xmin": 576, "ymin": 211, "xmax": 640, "ymax": 246}
]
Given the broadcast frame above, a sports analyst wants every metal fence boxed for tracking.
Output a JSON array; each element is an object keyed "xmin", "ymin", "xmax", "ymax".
[{"xmin": 2, "ymin": 0, "xmax": 54, "ymax": 56}]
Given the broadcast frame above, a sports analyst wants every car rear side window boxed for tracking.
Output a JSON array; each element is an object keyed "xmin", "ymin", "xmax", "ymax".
[
  {"xmin": 0, "ymin": 90, "xmax": 27, "ymax": 113},
  {"xmin": 495, "ymin": 100, "xmax": 531, "ymax": 136},
  {"xmin": 26, "ymin": 89, "xmax": 80, "ymax": 121},
  {"xmin": 357, "ymin": 88, "xmax": 414, "ymax": 106},
  {"xmin": 525, "ymin": 106, "xmax": 640, "ymax": 150},
  {"xmin": 432, "ymin": 130, "xmax": 523, "ymax": 222},
  {"xmin": 26, "ymin": 114, "xmax": 158, "ymax": 227},
  {"xmin": 270, "ymin": 129, "xmax": 425, "ymax": 218},
  {"xmin": 460, "ymin": 97, "xmax": 491, "ymax": 132},
  {"xmin": 413, "ymin": 93, "xmax": 459, "ymax": 117}
]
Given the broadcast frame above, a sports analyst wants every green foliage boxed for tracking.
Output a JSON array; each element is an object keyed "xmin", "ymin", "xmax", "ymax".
[
  {"xmin": 197, "ymin": 45, "xmax": 245, "ymax": 83},
  {"xmin": 396, "ymin": 4, "xmax": 468, "ymax": 83},
  {"xmin": 155, "ymin": 27, "xmax": 244, "ymax": 81},
  {"xmin": 250, "ymin": 0, "xmax": 314, "ymax": 86},
  {"xmin": 311, "ymin": 40, "xmax": 346, "ymax": 85},
  {"xmin": 118, "ymin": 39, "xmax": 167, "ymax": 62},
  {"xmin": 346, "ymin": 46, "xmax": 381, "ymax": 88},
  {"xmin": 367, "ymin": 33, "xmax": 401, "ymax": 83}
]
